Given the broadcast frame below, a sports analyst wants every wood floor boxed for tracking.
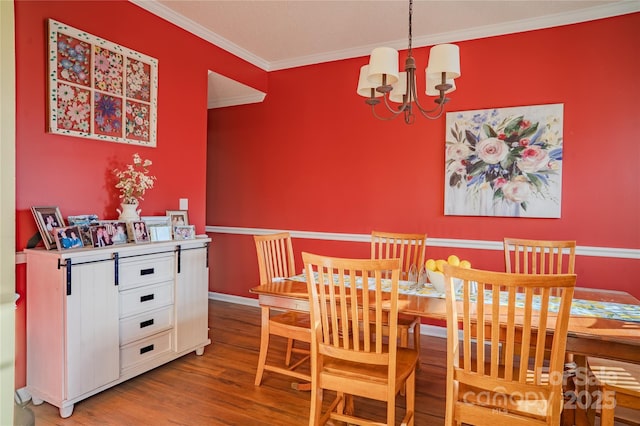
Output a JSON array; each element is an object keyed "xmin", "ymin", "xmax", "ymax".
[{"xmin": 27, "ymin": 299, "xmax": 448, "ymax": 425}]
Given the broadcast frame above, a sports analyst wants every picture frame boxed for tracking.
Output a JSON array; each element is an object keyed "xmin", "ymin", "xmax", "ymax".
[
  {"xmin": 47, "ymin": 19, "xmax": 158, "ymax": 147},
  {"xmin": 68, "ymin": 214, "xmax": 99, "ymax": 247},
  {"xmin": 104, "ymin": 221, "xmax": 129, "ymax": 245},
  {"xmin": 173, "ymin": 225, "xmax": 196, "ymax": 241},
  {"xmin": 444, "ymin": 103, "xmax": 564, "ymax": 218},
  {"xmin": 31, "ymin": 206, "xmax": 65, "ymax": 250},
  {"xmin": 148, "ymin": 225, "xmax": 173, "ymax": 242},
  {"xmin": 129, "ymin": 220, "xmax": 150, "ymax": 244},
  {"xmin": 53, "ymin": 226, "xmax": 84, "ymax": 250},
  {"xmin": 89, "ymin": 221, "xmax": 129, "ymax": 247},
  {"xmin": 141, "ymin": 216, "xmax": 171, "ymax": 227},
  {"xmin": 166, "ymin": 210, "xmax": 189, "ymax": 235}
]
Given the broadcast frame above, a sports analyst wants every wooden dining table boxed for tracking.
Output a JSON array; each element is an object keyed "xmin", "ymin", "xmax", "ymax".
[
  {"xmin": 251, "ymin": 278, "xmax": 639, "ymax": 425},
  {"xmin": 250, "ymin": 279, "xmax": 640, "ymax": 365}
]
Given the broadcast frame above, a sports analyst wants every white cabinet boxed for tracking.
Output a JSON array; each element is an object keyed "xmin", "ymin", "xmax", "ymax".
[
  {"xmin": 175, "ymin": 245, "xmax": 210, "ymax": 353},
  {"xmin": 25, "ymin": 237, "xmax": 211, "ymax": 418}
]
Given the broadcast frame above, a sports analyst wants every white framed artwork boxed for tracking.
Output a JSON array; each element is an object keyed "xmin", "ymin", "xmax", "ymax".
[
  {"xmin": 47, "ymin": 19, "xmax": 158, "ymax": 146},
  {"xmin": 444, "ymin": 103, "xmax": 564, "ymax": 218}
]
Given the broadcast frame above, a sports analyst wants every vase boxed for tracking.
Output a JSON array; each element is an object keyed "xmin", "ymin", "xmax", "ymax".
[{"xmin": 117, "ymin": 203, "xmax": 141, "ymax": 221}]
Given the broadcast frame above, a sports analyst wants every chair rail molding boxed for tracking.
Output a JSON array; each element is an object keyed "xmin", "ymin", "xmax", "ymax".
[{"xmin": 205, "ymin": 226, "xmax": 639, "ymax": 259}]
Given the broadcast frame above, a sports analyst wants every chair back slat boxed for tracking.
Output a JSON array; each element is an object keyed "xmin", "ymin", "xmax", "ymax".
[
  {"xmin": 303, "ymin": 252, "xmax": 400, "ymax": 366},
  {"xmin": 254, "ymin": 232, "xmax": 296, "ymax": 284},
  {"xmin": 443, "ymin": 264, "xmax": 576, "ymax": 424},
  {"xmin": 371, "ymin": 231, "xmax": 426, "ymax": 280}
]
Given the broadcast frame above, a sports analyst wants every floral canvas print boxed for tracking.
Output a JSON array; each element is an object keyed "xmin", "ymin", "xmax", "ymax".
[
  {"xmin": 48, "ymin": 19, "xmax": 157, "ymax": 147},
  {"xmin": 445, "ymin": 104, "xmax": 563, "ymax": 218}
]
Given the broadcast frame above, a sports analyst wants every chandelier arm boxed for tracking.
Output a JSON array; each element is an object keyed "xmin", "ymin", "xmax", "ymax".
[
  {"xmin": 370, "ymin": 103, "xmax": 405, "ymax": 121},
  {"xmin": 407, "ymin": 74, "xmax": 446, "ymax": 119},
  {"xmin": 367, "ymin": 90, "xmax": 411, "ymax": 121}
]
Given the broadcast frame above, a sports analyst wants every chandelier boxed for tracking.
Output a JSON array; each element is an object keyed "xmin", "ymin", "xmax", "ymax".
[{"xmin": 357, "ymin": 0, "xmax": 461, "ymax": 124}]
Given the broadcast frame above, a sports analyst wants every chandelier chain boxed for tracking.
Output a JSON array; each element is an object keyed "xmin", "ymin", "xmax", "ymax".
[{"xmin": 408, "ymin": 0, "xmax": 413, "ymax": 56}]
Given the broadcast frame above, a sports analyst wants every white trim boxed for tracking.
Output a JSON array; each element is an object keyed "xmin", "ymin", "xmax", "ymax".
[
  {"xmin": 131, "ymin": 0, "xmax": 640, "ymax": 72},
  {"xmin": 208, "ymin": 93, "xmax": 266, "ymax": 109},
  {"xmin": 209, "ymin": 291, "xmax": 259, "ymax": 308},
  {"xmin": 205, "ymin": 226, "xmax": 640, "ymax": 260},
  {"xmin": 129, "ymin": 0, "xmax": 270, "ymax": 71}
]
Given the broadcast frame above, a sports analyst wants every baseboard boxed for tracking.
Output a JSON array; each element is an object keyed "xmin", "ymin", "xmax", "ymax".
[
  {"xmin": 15, "ymin": 387, "xmax": 31, "ymax": 404},
  {"xmin": 208, "ymin": 291, "xmax": 447, "ymax": 338}
]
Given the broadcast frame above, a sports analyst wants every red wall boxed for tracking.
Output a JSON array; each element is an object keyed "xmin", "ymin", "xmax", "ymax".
[
  {"xmin": 207, "ymin": 14, "xmax": 640, "ymax": 299},
  {"xmin": 13, "ymin": 0, "xmax": 266, "ymax": 388},
  {"xmin": 12, "ymin": 1, "xmax": 640, "ymax": 389}
]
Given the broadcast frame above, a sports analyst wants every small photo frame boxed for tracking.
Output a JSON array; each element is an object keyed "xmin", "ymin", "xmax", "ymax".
[
  {"xmin": 148, "ymin": 225, "xmax": 173, "ymax": 242},
  {"xmin": 89, "ymin": 224, "xmax": 114, "ymax": 248},
  {"xmin": 173, "ymin": 225, "xmax": 195, "ymax": 240},
  {"xmin": 53, "ymin": 226, "xmax": 84, "ymax": 250},
  {"xmin": 31, "ymin": 206, "xmax": 65, "ymax": 250},
  {"xmin": 68, "ymin": 214, "xmax": 99, "ymax": 247},
  {"xmin": 141, "ymin": 216, "xmax": 171, "ymax": 227},
  {"xmin": 129, "ymin": 220, "xmax": 150, "ymax": 243},
  {"xmin": 105, "ymin": 221, "xmax": 129, "ymax": 245},
  {"xmin": 166, "ymin": 210, "xmax": 189, "ymax": 234}
]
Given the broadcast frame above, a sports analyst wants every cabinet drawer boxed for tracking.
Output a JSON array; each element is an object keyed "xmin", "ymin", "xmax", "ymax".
[
  {"xmin": 120, "ymin": 282, "xmax": 173, "ymax": 318},
  {"xmin": 119, "ymin": 253, "xmax": 174, "ymax": 290},
  {"xmin": 120, "ymin": 306, "xmax": 173, "ymax": 345},
  {"xmin": 120, "ymin": 330, "xmax": 173, "ymax": 371}
]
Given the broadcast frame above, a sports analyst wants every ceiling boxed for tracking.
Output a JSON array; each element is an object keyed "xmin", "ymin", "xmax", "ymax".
[{"xmin": 130, "ymin": 0, "xmax": 639, "ymax": 108}]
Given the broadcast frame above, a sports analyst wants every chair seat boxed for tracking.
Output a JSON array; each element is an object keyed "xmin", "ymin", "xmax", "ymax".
[
  {"xmin": 587, "ymin": 357, "xmax": 640, "ymax": 426},
  {"xmin": 457, "ymin": 382, "xmax": 550, "ymax": 421},
  {"xmin": 322, "ymin": 347, "xmax": 418, "ymax": 387},
  {"xmin": 270, "ymin": 311, "xmax": 311, "ymax": 329}
]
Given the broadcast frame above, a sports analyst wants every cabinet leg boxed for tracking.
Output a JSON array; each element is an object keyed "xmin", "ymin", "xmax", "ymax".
[
  {"xmin": 59, "ymin": 404, "xmax": 74, "ymax": 418},
  {"xmin": 195, "ymin": 346, "xmax": 205, "ymax": 356}
]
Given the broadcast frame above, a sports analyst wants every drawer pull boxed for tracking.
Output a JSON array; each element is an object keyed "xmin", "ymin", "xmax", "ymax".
[
  {"xmin": 140, "ymin": 344, "xmax": 154, "ymax": 354},
  {"xmin": 140, "ymin": 268, "xmax": 155, "ymax": 276},
  {"xmin": 140, "ymin": 294, "xmax": 155, "ymax": 302},
  {"xmin": 140, "ymin": 319, "xmax": 154, "ymax": 328}
]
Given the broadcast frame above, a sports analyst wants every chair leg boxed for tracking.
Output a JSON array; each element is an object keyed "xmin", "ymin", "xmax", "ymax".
[
  {"xmin": 405, "ymin": 369, "xmax": 416, "ymax": 426},
  {"xmin": 285, "ymin": 338, "xmax": 294, "ymax": 366},
  {"xmin": 309, "ymin": 386, "xmax": 322, "ymax": 425},
  {"xmin": 413, "ymin": 322, "xmax": 421, "ymax": 370},
  {"xmin": 254, "ymin": 307, "xmax": 270, "ymax": 386},
  {"xmin": 599, "ymin": 388, "xmax": 616, "ymax": 426}
]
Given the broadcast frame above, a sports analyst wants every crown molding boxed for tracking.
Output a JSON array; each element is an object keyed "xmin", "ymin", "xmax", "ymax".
[
  {"xmin": 208, "ymin": 93, "xmax": 267, "ymax": 109},
  {"xmin": 129, "ymin": 0, "xmax": 270, "ymax": 71},
  {"xmin": 131, "ymin": 0, "xmax": 640, "ymax": 72}
]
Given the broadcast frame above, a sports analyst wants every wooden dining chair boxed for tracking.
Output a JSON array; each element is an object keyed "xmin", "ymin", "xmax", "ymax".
[
  {"xmin": 254, "ymin": 232, "xmax": 311, "ymax": 388},
  {"xmin": 371, "ymin": 231, "xmax": 425, "ymax": 360},
  {"xmin": 302, "ymin": 252, "xmax": 418, "ymax": 426},
  {"xmin": 503, "ymin": 238, "xmax": 577, "ymax": 366},
  {"xmin": 586, "ymin": 357, "xmax": 640, "ymax": 425},
  {"xmin": 442, "ymin": 264, "xmax": 576, "ymax": 425}
]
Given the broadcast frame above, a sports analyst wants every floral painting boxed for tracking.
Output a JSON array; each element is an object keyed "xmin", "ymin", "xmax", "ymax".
[
  {"xmin": 48, "ymin": 19, "xmax": 157, "ymax": 147},
  {"xmin": 444, "ymin": 104, "xmax": 563, "ymax": 218}
]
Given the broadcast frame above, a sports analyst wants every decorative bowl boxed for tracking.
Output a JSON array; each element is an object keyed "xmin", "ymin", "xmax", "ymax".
[{"xmin": 427, "ymin": 270, "xmax": 463, "ymax": 293}]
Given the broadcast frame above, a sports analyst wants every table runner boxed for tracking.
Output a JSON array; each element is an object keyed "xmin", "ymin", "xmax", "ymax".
[{"xmin": 287, "ymin": 273, "xmax": 640, "ymax": 323}]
